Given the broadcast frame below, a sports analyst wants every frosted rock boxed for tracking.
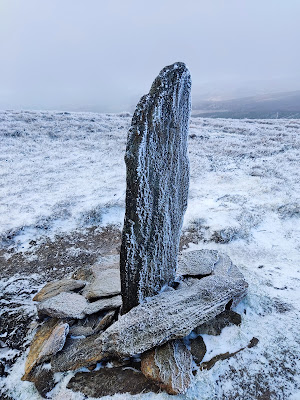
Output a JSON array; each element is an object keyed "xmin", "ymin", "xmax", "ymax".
[
  {"xmin": 277, "ymin": 203, "xmax": 300, "ymax": 219},
  {"xmin": 37, "ymin": 292, "xmax": 121, "ymax": 319},
  {"xmin": 177, "ymin": 249, "xmax": 219, "ymax": 276},
  {"xmin": 68, "ymin": 316, "xmax": 100, "ymax": 337},
  {"xmin": 37, "ymin": 292, "xmax": 89, "ymax": 319},
  {"xmin": 22, "ymin": 318, "xmax": 69, "ymax": 380},
  {"xmin": 67, "ymin": 367, "xmax": 160, "ymax": 397},
  {"xmin": 120, "ymin": 62, "xmax": 191, "ymax": 313},
  {"xmin": 92, "ymin": 255, "xmax": 120, "ymax": 272},
  {"xmin": 82, "ymin": 269, "xmax": 121, "ymax": 300},
  {"xmin": 33, "ymin": 279, "xmax": 86, "ymax": 302},
  {"xmin": 69, "ymin": 310, "xmax": 116, "ymax": 337},
  {"xmin": 51, "ymin": 335, "xmax": 109, "ymax": 372},
  {"xmin": 99, "ymin": 274, "xmax": 247, "ymax": 357},
  {"xmin": 190, "ymin": 336, "xmax": 206, "ymax": 364},
  {"xmin": 195, "ymin": 310, "xmax": 241, "ymax": 336},
  {"xmin": 175, "ymin": 277, "xmax": 200, "ymax": 290},
  {"xmin": 141, "ymin": 340, "xmax": 193, "ymax": 394},
  {"xmin": 72, "ymin": 267, "xmax": 94, "ymax": 282},
  {"xmin": 93, "ymin": 310, "xmax": 116, "ymax": 332},
  {"xmin": 212, "ymin": 254, "xmax": 246, "ymax": 287},
  {"xmin": 24, "ymin": 364, "xmax": 56, "ymax": 398},
  {"xmin": 85, "ymin": 295, "xmax": 122, "ymax": 315}
]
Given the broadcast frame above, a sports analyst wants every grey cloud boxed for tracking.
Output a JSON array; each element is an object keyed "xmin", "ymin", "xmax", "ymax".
[{"xmin": 0, "ymin": 0, "xmax": 300, "ymax": 111}]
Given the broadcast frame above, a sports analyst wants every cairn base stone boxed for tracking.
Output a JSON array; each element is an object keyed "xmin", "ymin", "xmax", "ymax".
[
  {"xmin": 141, "ymin": 340, "xmax": 193, "ymax": 394},
  {"xmin": 67, "ymin": 367, "xmax": 161, "ymax": 397}
]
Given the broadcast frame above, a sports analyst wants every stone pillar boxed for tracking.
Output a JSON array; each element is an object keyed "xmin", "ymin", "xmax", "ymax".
[{"xmin": 120, "ymin": 62, "xmax": 191, "ymax": 313}]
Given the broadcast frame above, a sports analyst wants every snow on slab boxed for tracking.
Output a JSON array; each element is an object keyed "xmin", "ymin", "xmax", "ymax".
[{"xmin": 0, "ymin": 111, "xmax": 300, "ymax": 399}]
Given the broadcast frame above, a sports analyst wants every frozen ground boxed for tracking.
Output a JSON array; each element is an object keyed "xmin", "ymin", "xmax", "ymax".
[{"xmin": 0, "ymin": 110, "xmax": 299, "ymax": 399}]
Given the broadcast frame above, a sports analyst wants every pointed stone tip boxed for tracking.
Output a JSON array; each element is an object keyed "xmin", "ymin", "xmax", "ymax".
[
  {"xmin": 161, "ymin": 61, "xmax": 188, "ymax": 71},
  {"xmin": 147, "ymin": 62, "xmax": 191, "ymax": 100},
  {"xmin": 158, "ymin": 62, "xmax": 190, "ymax": 80}
]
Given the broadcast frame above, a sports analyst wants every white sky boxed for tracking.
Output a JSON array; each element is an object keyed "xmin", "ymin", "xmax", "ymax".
[{"xmin": 1, "ymin": 0, "xmax": 300, "ymax": 111}]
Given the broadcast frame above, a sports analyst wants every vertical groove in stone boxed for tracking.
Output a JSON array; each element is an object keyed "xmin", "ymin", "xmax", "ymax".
[{"xmin": 120, "ymin": 62, "xmax": 191, "ymax": 313}]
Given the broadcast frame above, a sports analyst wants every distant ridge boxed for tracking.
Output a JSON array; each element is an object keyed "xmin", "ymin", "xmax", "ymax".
[{"xmin": 192, "ymin": 90, "xmax": 300, "ymax": 119}]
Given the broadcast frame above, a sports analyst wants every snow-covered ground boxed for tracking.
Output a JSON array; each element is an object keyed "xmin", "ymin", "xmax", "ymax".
[{"xmin": 0, "ymin": 110, "xmax": 299, "ymax": 399}]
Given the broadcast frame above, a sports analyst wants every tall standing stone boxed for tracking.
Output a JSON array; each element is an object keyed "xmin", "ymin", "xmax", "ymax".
[{"xmin": 120, "ymin": 62, "xmax": 191, "ymax": 313}]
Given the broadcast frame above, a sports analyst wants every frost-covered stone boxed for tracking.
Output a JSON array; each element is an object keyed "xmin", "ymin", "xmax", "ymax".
[
  {"xmin": 212, "ymin": 254, "xmax": 245, "ymax": 285},
  {"xmin": 22, "ymin": 318, "xmax": 69, "ymax": 380},
  {"xmin": 195, "ymin": 310, "xmax": 241, "ymax": 336},
  {"xmin": 51, "ymin": 335, "xmax": 107, "ymax": 372},
  {"xmin": 33, "ymin": 279, "xmax": 86, "ymax": 302},
  {"xmin": 85, "ymin": 295, "xmax": 122, "ymax": 315},
  {"xmin": 92, "ymin": 255, "xmax": 120, "ymax": 273},
  {"xmin": 177, "ymin": 249, "xmax": 219, "ymax": 276},
  {"xmin": 24, "ymin": 364, "xmax": 56, "ymax": 398},
  {"xmin": 99, "ymin": 273, "xmax": 247, "ymax": 357},
  {"xmin": 277, "ymin": 203, "xmax": 300, "ymax": 219},
  {"xmin": 72, "ymin": 256, "xmax": 120, "ymax": 283},
  {"xmin": 82, "ymin": 269, "xmax": 121, "ymax": 300},
  {"xmin": 93, "ymin": 310, "xmax": 116, "ymax": 332},
  {"xmin": 141, "ymin": 340, "xmax": 193, "ymax": 394},
  {"xmin": 120, "ymin": 62, "xmax": 191, "ymax": 313},
  {"xmin": 37, "ymin": 292, "xmax": 89, "ymax": 319},
  {"xmin": 37, "ymin": 292, "xmax": 121, "ymax": 319},
  {"xmin": 190, "ymin": 336, "xmax": 207, "ymax": 364},
  {"xmin": 69, "ymin": 310, "xmax": 116, "ymax": 337},
  {"xmin": 72, "ymin": 267, "xmax": 94, "ymax": 282},
  {"xmin": 67, "ymin": 367, "xmax": 161, "ymax": 397}
]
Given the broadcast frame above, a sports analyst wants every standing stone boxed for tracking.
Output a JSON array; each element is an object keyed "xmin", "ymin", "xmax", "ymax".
[{"xmin": 120, "ymin": 62, "xmax": 191, "ymax": 313}]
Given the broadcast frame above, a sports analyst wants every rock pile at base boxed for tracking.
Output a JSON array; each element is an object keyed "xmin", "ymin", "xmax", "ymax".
[{"xmin": 23, "ymin": 249, "xmax": 248, "ymax": 397}]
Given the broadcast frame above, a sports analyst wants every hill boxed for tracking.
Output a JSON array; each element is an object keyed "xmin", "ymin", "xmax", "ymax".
[{"xmin": 192, "ymin": 90, "xmax": 300, "ymax": 119}]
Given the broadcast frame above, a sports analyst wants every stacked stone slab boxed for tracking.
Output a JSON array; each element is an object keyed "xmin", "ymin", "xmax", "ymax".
[{"xmin": 120, "ymin": 62, "xmax": 192, "ymax": 313}]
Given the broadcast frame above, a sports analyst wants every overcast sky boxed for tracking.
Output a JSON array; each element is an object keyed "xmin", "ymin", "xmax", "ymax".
[{"xmin": 1, "ymin": 0, "xmax": 300, "ymax": 112}]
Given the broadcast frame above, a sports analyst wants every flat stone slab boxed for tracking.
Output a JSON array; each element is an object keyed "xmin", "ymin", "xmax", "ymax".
[
  {"xmin": 37, "ymin": 293, "xmax": 89, "ymax": 319},
  {"xmin": 93, "ymin": 310, "xmax": 116, "ymax": 333},
  {"xmin": 177, "ymin": 249, "xmax": 219, "ymax": 276},
  {"xmin": 33, "ymin": 279, "xmax": 86, "ymax": 302},
  {"xmin": 51, "ymin": 335, "xmax": 104, "ymax": 372},
  {"xmin": 83, "ymin": 269, "xmax": 121, "ymax": 300},
  {"xmin": 141, "ymin": 340, "xmax": 193, "ymax": 394},
  {"xmin": 37, "ymin": 292, "xmax": 121, "ymax": 319},
  {"xmin": 22, "ymin": 318, "xmax": 69, "ymax": 380},
  {"xmin": 99, "ymin": 275, "xmax": 247, "ymax": 358},
  {"xmin": 85, "ymin": 296, "xmax": 122, "ymax": 315},
  {"xmin": 67, "ymin": 367, "xmax": 160, "ymax": 397},
  {"xmin": 69, "ymin": 311, "xmax": 115, "ymax": 337}
]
